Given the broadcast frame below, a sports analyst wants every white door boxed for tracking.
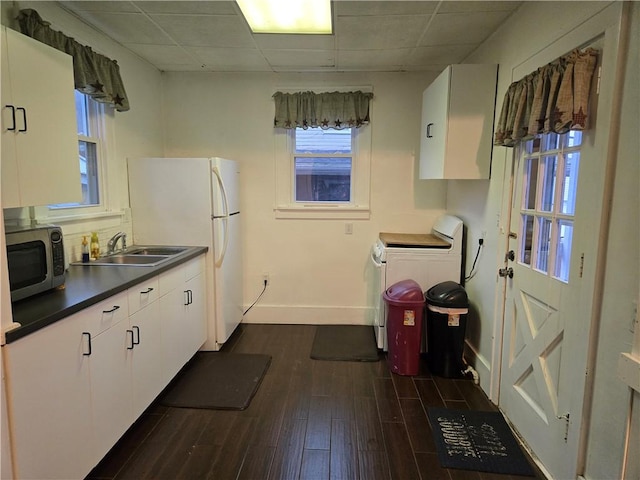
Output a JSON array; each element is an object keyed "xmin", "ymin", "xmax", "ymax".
[{"xmin": 499, "ymin": 129, "xmax": 601, "ymax": 479}]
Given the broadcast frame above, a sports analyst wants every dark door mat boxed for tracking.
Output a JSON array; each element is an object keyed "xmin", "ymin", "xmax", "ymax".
[
  {"xmin": 427, "ymin": 408, "xmax": 536, "ymax": 477},
  {"xmin": 160, "ymin": 352, "xmax": 271, "ymax": 410},
  {"xmin": 310, "ymin": 325, "xmax": 380, "ymax": 362}
]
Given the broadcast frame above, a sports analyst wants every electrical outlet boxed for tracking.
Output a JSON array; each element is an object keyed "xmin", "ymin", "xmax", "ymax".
[{"xmin": 262, "ymin": 273, "xmax": 269, "ymax": 285}]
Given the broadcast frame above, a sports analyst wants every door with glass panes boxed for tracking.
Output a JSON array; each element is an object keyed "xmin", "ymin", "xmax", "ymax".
[{"xmin": 500, "ymin": 131, "xmax": 593, "ymax": 479}]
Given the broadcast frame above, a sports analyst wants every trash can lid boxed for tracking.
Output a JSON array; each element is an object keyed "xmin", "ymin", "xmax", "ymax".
[
  {"xmin": 425, "ymin": 281, "xmax": 468, "ymax": 308},
  {"xmin": 383, "ymin": 279, "xmax": 425, "ymax": 307}
]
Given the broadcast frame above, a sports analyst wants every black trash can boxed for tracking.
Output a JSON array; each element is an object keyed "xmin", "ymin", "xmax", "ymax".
[{"xmin": 425, "ymin": 281, "xmax": 469, "ymax": 378}]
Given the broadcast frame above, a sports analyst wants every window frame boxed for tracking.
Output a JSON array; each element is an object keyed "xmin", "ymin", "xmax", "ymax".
[{"xmin": 275, "ymin": 125, "xmax": 371, "ymax": 220}]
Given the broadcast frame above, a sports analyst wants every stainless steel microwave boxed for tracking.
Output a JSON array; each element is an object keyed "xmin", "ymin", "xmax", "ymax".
[{"xmin": 5, "ymin": 225, "xmax": 66, "ymax": 302}]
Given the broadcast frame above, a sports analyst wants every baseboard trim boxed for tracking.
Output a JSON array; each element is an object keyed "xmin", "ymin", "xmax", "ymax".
[{"xmin": 242, "ymin": 304, "xmax": 372, "ymax": 326}]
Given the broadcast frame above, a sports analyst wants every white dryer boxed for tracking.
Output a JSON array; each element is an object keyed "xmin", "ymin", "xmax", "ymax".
[{"xmin": 370, "ymin": 215, "xmax": 463, "ymax": 351}]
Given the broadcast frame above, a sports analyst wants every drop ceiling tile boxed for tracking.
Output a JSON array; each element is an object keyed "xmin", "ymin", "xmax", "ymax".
[
  {"xmin": 407, "ymin": 44, "xmax": 477, "ymax": 66},
  {"xmin": 337, "ymin": 48, "xmax": 412, "ymax": 69},
  {"xmin": 438, "ymin": 1, "xmax": 522, "ymax": 13},
  {"xmin": 150, "ymin": 14, "xmax": 254, "ymax": 48},
  {"xmin": 263, "ymin": 49, "xmax": 335, "ymax": 68},
  {"xmin": 59, "ymin": 1, "xmax": 139, "ymax": 13},
  {"xmin": 420, "ymin": 11, "xmax": 512, "ymax": 46},
  {"xmin": 71, "ymin": 11, "xmax": 175, "ymax": 45},
  {"xmin": 335, "ymin": 1, "xmax": 438, "ymax": 16},
  {"xmin": 337, "ymin": 15, "xmax": 429, "ymax": 50},
  {"xmin": 186, "ymin": 46, "xmax": 271, "ymax": 70},
  {"xmin": 134, "ymin": 1, "xmax": 237, "ymax": 15},
  {"xmin": 124, "ymin": 43, "xmax": 195, "ymax": 66},
  {"xmin": 254, "ymin": 34, "xmax": 335, "ymax": 51}
]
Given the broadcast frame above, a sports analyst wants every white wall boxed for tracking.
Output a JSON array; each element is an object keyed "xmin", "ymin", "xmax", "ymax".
[
  {"xmin": 161, "ymin": 71, "xmax": 448, "ymax": 324},
  {"xmin": 446, "ymin": 1, "xmax": 639, "ymax": 478}
]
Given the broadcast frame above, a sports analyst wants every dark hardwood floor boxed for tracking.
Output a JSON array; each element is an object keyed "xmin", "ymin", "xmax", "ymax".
[{"xmin": 87, "ymin": 324, "xmax": 544, "ymax": 480}]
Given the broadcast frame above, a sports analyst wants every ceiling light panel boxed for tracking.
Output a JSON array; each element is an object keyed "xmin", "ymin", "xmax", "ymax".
[{"xmin": 236, "ymin": 0, "xmax": 332, "ymax": 34}]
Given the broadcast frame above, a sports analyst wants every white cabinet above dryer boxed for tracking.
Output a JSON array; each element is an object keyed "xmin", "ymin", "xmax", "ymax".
[{"xmin": 419, "ymin": 64, "xmax": 498, "ymax": 180}]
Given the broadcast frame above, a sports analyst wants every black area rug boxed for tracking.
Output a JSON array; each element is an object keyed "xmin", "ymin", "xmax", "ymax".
[
  {"xmin": 310, "ymin": 325, "xmax": 379, "ymax": 362},
  {"xmin": 161, "ymin": 352, "xmax": 271, "ymax": 410},
  {"xmin": 427, "ymin": 408, "xmax": 536, "ymax": 476}
]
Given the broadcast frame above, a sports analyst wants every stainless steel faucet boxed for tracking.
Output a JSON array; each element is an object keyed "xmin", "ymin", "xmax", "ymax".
[{"xmin": 106, "ymin": 232, "xmax": 127, "ymax": 255}]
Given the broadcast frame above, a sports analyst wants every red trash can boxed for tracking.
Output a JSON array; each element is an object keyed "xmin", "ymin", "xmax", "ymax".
[{"xmin": 383, "ymin": 279, "xmax": 425, "ymax": 376}]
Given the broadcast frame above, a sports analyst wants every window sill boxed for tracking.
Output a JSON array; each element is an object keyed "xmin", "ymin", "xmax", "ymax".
[
  {"xmin": 274, "ymin": 205, "xmax": 370, "ymax": 220},
  {"xmin": 34, "ymin": 210, "xmax": 127, "ymax": 235}
]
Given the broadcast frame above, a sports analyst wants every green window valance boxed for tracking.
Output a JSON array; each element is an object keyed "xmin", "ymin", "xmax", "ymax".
[
  {"xmin": 17, "ymin": 9, "xmax": 130, "ymax": 112},
  {"xmin": 273, "ymin": 90, "xmax": 373, "ymax": 130},
  {"xmin": 494, "ymin": 48, "xmax": 598, "ymax": 147}
]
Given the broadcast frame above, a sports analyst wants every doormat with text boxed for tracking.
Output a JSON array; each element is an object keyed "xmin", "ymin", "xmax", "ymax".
[{"xmin": 427, "ymin": 408, "xmax": 536, "ymax": 476}]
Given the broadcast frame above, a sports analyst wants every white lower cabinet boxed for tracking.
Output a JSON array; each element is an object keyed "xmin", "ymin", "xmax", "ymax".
[
  {"xmin": 87, "ymin": 294, "xmax": 133, "ymax": 460},
  {"xmin": 4, "ymin": 313, "xmax": 94, "ymax": 480},
  {"xmin": 129, "ymin": 299, "xmax": 163, "ymax": 418},
  {"xmin": 4, "ymin": 254, "xmax": 207, "ymax": 479},
  {"xmin": 159, "ymin": 256, "xmax": 206, "ymax": 382}
]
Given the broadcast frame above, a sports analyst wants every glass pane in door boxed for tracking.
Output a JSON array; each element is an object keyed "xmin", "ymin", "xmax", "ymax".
[
  {"xmin": 560, "ymin": 152, "xmax": 580, "ymax": 215},
  {"xmin": 524, "ymin": 159, "xmax": 538, "ymax": 210},
  {"xmin": 540, "ymin": 156, "xmax": 557, "ymax": 212},
  {"xmin": 520, "ymin": 214, "xmax": 534, "ymax": 265},
  {"xmin": 535, "ymin": 217, "xmax": 552, "ymax": 273},
  {"xmin": 554, "ymin": 220, "xmax": 574, "ymax": 282}
]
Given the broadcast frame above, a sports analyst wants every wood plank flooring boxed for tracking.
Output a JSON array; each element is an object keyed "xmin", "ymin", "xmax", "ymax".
[{"xmin": 87, "ymin": 324, "xmax": 544, "ymax": 480}]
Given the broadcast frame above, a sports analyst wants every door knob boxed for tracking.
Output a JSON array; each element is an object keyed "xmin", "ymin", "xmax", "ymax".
[{"xmin": 498, "ymin": 267, "xmax": 514, "ymax": 278}]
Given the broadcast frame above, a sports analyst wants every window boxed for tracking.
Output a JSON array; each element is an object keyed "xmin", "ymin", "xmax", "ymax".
[
  {"xmin": 294, "ymin": 128, "xmax": 352, "ymax": 203},
  {"xmin": 275, "ymin": 125, "xmax": 371, "ymax": 219},
  {"xmin": 518, "ymin": 131, "xmax": 582, "ymax": 282},
  {"xmin": 50, "ymin": 91, "xmax": 103, "ymax": 209}
]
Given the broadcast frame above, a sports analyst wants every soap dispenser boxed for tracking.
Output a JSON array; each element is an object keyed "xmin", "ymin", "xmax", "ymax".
[
  {"xmin": 81, "ymin": 236, "xmax": 90, "ymax": 263},
  {"xmin": 90, "ymin": 232, "xmax": 100, "ymax": 260}
]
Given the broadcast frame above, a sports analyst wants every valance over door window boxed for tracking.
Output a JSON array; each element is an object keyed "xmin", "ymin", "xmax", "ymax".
[
  {"xmin": 17, "ymin": 9, "xmax": 130, "ymax": 112},
  {"xmin": 494, "ymin": 48, "xmax": 598, "ymax": 147}
]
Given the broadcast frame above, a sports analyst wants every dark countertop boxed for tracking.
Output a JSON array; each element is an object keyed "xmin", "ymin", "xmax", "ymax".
[{"xmin": 6, "ymin": 246, "xmax": 208, "ymax": 344}]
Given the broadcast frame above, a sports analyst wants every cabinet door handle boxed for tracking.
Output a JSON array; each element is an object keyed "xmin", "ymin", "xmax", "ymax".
[
  {"xmin": 103, "ymin": 305, "xmax": 120, "ymax": 313},
  {"xmin": 184, "ymin": 289, "xmax": 193, "ymax": 305},
  {"xmin": 82, "ymin": 332, "xmax": 92, "ymax": 356},
  {"xmin": 132, "ymin": 325, "xmax": 140, "ymax": 345},
  {"xmin": 127, "ymin": 329, "xmax": 135, "ymax": 350},
  {"xmin": 426, "ymin": 122, "xmax": 434, "ymax": 138},
  {"xmin": 17, "ymin": 107, "xmax": 27, "ymax": 132},
  {"xmin": 184, "ymin": 290, "xmax": 190, "ymax": 305},
  {"xmin": 140, "ymin": 287, "xmax": 154, "ymax": 294},
  {"xmin": 5, "ymin": 105, "xmax": 16, "ymax": 131}
]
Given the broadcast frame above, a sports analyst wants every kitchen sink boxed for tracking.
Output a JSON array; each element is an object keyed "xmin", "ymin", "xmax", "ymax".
[
  {"xmin": 88, "ymin": 255, "xmax": 170, "ymax": 266},
  {"xmin": 125, "ymin": 247, "xmax": 188, "ymax": 256},
  {"xmin": 71, "ymin": 245, "xmax": 191, "ymax": 267}
]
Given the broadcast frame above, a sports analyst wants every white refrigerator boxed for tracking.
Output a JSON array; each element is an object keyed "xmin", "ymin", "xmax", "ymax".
[{"xmin": 127, "ymin": 157, "xmax": 242, "ymax": 351}]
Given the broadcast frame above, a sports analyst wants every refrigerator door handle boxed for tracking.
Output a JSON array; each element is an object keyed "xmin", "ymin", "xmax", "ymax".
[
  {"xmin": 211, "ymin": 166, "xmax": 230, "ymax": 217},
  {"xmin": 212, "ymin": 166, "xmax": 230, "ymax": 267},
  {"xmin": 215, "ymin": 217, "xmax": 229, "ymax": 267}
]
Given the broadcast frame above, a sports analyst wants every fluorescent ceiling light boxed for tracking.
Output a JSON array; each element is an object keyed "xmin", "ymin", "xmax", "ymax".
[{"xmin": 236, "ymin": 0, "xmax": 332, "ymax": 34}]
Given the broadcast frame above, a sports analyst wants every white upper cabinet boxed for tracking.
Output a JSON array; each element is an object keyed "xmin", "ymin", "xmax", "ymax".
[
  {"xmin": 1, "ymin": 27, "xmax": 80, "ymax": 207},
  {"xmin": 419, "ymin": 64, "xmax": 498, "ymax": 180}
]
